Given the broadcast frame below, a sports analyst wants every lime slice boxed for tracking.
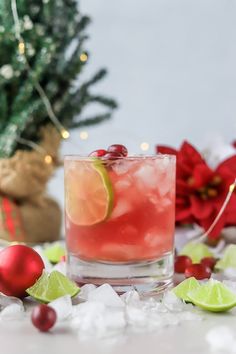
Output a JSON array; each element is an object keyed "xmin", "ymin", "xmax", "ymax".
[
  {"xmin": 215, "ymin": 245, "xmax": 236, "ymax": 270},
  {"xmin": 180, "ymin": 242, "xmax": 213, "ymax": 263},
  {"xmin": 173, "ymin": 277, "xmax": 200, "ymax": 302},
  {"xmin": 65, "ymin": 159, "xmax": 113, "ymax": 226},
  {"xmin": 26, "ymin": 271, "xmax": 80, "ymax": 303},
  {"xmin": 44, "ymin": 244, "xmax": 65, "ymax": 264},
  {"xmin": 188, "ymin": 279, "xmax": 236, "ymax": 312}
]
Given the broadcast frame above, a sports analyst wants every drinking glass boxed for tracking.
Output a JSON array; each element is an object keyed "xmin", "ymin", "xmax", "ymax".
[{"xmin": 64, "ymin": 154, "xmax": 176, "ymax": 294}]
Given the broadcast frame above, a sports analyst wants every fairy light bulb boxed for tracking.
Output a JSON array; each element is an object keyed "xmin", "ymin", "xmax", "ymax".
[
  {"xmin": 140, "ymin": 142, "xmax": 150, "ymax": 151},
  {"xmin": 44, "ymin": 155, "xmax": 52, "ymax": 164},
  {"xmin": 80, "ymin": 53, "xmax": 88, "ymax": 62},
  {"xmin": 79, "ymin": 131, "xmax": 88, "ymax": 140},
  {"xmin": 18, "ymin": 41, "xmax": 25, "ymax": 54},
  {"xmin": 61, "ymin": 129, "xmax": 70, "ymax": 139}
]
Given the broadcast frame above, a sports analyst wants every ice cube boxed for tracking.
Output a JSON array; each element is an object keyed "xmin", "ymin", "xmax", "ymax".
[
  {"xmin": 87, "ymin": 284, "xmax": 125, "ymax": 308},
  {"xmin": 78, "ymin": 284, "xmax": 97, "ymax": 301},
  {"xmin": 110, "ymin": 199, "xmax": 132, "ymax": 219},
  {"xmin": 223, "ymin": 268, "xmax": 236, "ymax": 280},
  {"xmin": 162, "ymin": 291, "xmax": 185, "ymax": 312},
  {"xmin": 126, "ymin": 305, "xmax": 147, "ymax": 327},
  {"xmin": 206, "ymin": 326, "xmax": 236, "ymax": 353},
  {"xmin": 72, "ymin": 301, "xmax": 126, "ymax": 339},
  {"xmin": 134, "ymin": 164, "xmax": 157, "ymax": 190},
  {"xmin": 0, "ymin": 304, "xmax": 24, "ymax": 320},
  {"xmin": 112, "ymin": 162, "xmax": 130, "ymax": 175},
  {"xmin": 120, "ymin": 290, "xmax": 140, "ymax": 305},
  {"xmin": 114, "ymin": 179, "xmax": 132, "ymax": 192},
  {"xmin": 0, "ymin": 293, "xmax": 24, "ymax": 310},
  {"xmin": 49, "ymin": 295, "xmax": 72, "ymax": 321}
]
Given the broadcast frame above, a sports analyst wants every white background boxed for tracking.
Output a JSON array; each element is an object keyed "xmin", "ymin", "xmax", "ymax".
[{"xmin": 49, "ymin": 0, "xmax": 236, "ymax": 205}]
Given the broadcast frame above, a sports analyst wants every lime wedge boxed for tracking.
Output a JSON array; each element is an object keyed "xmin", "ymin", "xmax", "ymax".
[
  {"xmin": 44, "ymin": 244, "xmax": 65, "ymax": 264},
  {"xmin": 180, "ymin": 242, "xmax": 213, "ymax": 263},
  {"xmin": 65, "ymin": 159, "xmax": 113, "ymax": 226},
  {"xmin": 26, "ymin": 271, "xmax": 80, "ymax": 303},
  {"xmin": 187, "ymin": 279, "xmax": 236, "ymax": 312},
  {"xmin": 173, "ymin": 277, "xmax": 200, "ymax": 302},
  {"xmin": 215, "ymin": 245, "xmax": 236, "ymax": 270}
]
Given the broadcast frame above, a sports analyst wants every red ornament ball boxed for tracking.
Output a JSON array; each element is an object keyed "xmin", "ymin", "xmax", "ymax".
[
  {"xmin": 0, "ymin": 245, "xmax": 44, "ymax": 298},
  {"xmin": 31, "ymin": 304, "xmax": 57, "ymax": 332}
]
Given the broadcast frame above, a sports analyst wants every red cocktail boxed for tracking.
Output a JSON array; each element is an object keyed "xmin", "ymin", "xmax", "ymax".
[{"xmin": 65, "ymin": 153, "xmax": 176, "ymax": 293}]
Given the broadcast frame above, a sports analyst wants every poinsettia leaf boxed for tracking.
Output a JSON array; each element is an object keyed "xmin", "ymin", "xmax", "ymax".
[{"xmin": 155, "ymin": 145, "xmax": 178, "ymax": 155}]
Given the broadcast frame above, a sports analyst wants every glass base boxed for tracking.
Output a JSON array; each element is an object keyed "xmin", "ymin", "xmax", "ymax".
[{"xmin": 67, "ymin": 252, "xmax": 174, "ymax": 295}]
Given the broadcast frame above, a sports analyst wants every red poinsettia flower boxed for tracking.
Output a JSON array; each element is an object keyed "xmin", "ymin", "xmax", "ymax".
[{"xmin": 156, "ymin": 141, "xmax": 236, "ymax": 239}]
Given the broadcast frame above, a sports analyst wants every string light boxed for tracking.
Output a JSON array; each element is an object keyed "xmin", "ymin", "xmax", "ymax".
[
  {"xmin": 61, "ymin": 129, "xmax": 70, "ymax": 139},
  {"xmin": 11, "ymin": 0, "xmax": 69, "ymax": 140},
  {"xmin": 140, "ymin": 142, "xmax": 150, "ymax": 151},
  {"xmin": 18, "ymin": 41, "xmax": 25, "ymax": 54},
  {"xmin": 79, "ymin": 131, "xmax": 88, "ymax": 140},
  {"xmin": 44, "ymin": 154, "xmax": 53, "ymax": 164},
  {"xmin": 80, "ymin": 53, "xmax": 88, "ymax": 62}
]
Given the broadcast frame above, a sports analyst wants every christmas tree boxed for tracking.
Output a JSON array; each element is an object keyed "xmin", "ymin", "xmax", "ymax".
[{"xmin": 0, "ymin": 0, "xmax": 117, "ymax": 158}]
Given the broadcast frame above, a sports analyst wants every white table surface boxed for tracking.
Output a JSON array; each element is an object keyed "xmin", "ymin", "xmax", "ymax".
[{"xmin": 0, "ymin": 309, "xmax": 234, "ymax": 354}]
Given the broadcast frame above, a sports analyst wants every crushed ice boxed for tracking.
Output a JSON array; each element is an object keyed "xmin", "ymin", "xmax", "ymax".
[
  {"xmin": 69, "ymin": 284, "xmax": 203, "ymax": 339},
  {"xmin": 0, "ymin": 293, "xmax": 24, "ymax": 320}
]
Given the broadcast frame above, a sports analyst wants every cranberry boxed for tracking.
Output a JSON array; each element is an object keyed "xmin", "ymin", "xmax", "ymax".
[
  {"xmin": 103, "ymin": 152, "xmax": 123, "ymax": 160},
  {"xmin": 185, "ymin": 263, "xmax": 211, "ymax": 280},
  {"xmin": 174, "ymin": 255, "xmax": 192, "ymax": 273},
  {"xmin": 201, "ymin": 257, "xmax": 217, "ymax": 271},
  {"xmin": 107, "ymin": 144, "xmax": 128, "ymax": 157},
  {"xmin": 89, "ymin": 149, "xmax": 107, "ymax": 157},
  {"xmin": 31, "ymin": 304, "xmax": 57, "ymax": 332}
]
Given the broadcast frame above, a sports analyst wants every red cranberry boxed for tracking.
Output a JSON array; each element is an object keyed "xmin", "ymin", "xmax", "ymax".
[
  {"xmin": 107, "ymin": 144, "xmax": 128, "ymax": 157},
  {"xmin": 174, "ymin": 255, "xmax": 192, "ymax": 273},
  {"xmin": 201, "ymin": 257, "xmax": 217, "ymax": 271},
  {"xmin": 89, "ymin": 149, "xmax": 107, "ymax": 157},
  {"xmin": 103, "ymin": 152, "xmax": 123, "ymax": 160},
  {"xmin": 31, "ymin": 304, "xmax": 57, "ymax": 332},
  {"xmin": 185, "ymin": 263, "xmax": 211, "ymax": 280}
]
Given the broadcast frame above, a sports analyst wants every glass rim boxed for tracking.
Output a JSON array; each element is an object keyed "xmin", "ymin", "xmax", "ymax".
[{"xmin": 64, "ymin": 153, "xmax": 176, "ymax": 161}]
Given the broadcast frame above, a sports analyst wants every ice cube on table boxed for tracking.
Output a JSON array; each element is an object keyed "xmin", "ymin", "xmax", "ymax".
[
  {"xmin": 162, "ymin": 291, "xmax": 185, "ymax": 312},
  {"xmin": 78, "ymin": 284, "xmax": 97, "ymax": 301},
  {"xmin": 49, "ymin": 295, "xmax": 72, "ymax": 321},
  {"xmin": 0, "ymin": 304, "xmax": 24, "ymax": 320},
  {"xmin": 223, "ymin": 268, "xmax": 236, "ymax": 280},
  {"xmin": 120, "ymin": 290, "xmax": 140, "ymax": 305},
  {"xmin": 206, "ymin": 326, "xmax": 236, "ymax": 353},
  {"xmin": 0, "ymin": 293, "xmax": 24, "ymax": 310},
  {"xmin": 71, "ymin": 302, "xmax": 108, "ymax": 338},
  {"xmin": 87, "ymin": 284, "xmax": 125, "ymax": 308}
]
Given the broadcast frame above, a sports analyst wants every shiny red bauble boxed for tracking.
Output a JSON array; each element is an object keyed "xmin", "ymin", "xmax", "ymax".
[
  {"xmin": 185, "ymin": 263, "xmax": 212, "ymax": 280},
  {"xmin": 0, "ymin": 245, "xmax": 44, "ymax": 298},
  {"xmin": 174, "ymin": 255, "xmax": 192, "ymax": 273},
  {"xmin": 31, "ymin": 304, "xmax": 57, "ymax": 332},
  {"xmin": 200, "ymin": 257, "xmax": 217, "ymax": 271},
  {"xmin": 107, "ymin": 144, "xmax": 128, "ymax": 157}
]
